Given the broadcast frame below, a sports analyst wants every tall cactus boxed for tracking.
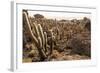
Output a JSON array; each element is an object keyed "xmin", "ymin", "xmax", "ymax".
[
  {"xmin": 49, "ymin": 30, "xmax": 55, "ymax": 55},
  {"xmin": 23, "ymin": 11, "xmax": 52, "ymax": 61},
  {"xmin": 38, "ymin": 24, "xmax": 45, "ymax": 52},
  {"xmin": 23, "ymin": 12, "xmax": 38, "ymax": 45}
]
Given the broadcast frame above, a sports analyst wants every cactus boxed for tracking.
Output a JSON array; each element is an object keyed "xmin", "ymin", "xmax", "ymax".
[
  {"xmin": 49, "ymin": 30, "xmax": 54, "ymax": 55},
  {"xmin": 23, "ymin": 12, "xmax": 38, "ymax": 45},
  {"xmin": 38, "ymin": 24, "xmax": 45, "ymax": 52},
  {"xmin": 44, "ymin": 32, "xmax": 48, "ymax": 53},
  {"xmin": 23, "ymin": 12, "xmax": 53, "ymax": 61}
]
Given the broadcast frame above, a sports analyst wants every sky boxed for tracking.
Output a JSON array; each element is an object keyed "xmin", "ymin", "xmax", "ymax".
[{"xmin": 28, "ymin": 10, "xmax": 91, "ymax": 20}]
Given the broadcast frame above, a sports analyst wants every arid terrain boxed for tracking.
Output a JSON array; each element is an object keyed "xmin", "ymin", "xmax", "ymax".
[{"xmin": 23, "ymin": 10, "xmax": 91, "ymax": 62}]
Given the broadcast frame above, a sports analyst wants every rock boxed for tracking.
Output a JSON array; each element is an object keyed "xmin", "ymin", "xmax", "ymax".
[
  {"xmin": 24, "ymin": 43, "xmax": 32, "ymax": 52},
  {"xmin": 32, "ymin": 57, "xmax": 40, "ymax": 62},
  {"xmin": 51, "ymin": 50, "xmax": 62, "ymax": 59},
  {"xmin": 66, "ymin": 35, "xmax": 91, "ymax": 57},
  {"xmin": 83, "ymin": 17, "xmax": 91, "ymax": 31},
  {"xmin": 28, "ymin": 50, "xmax": 39, "ymax": 58}
]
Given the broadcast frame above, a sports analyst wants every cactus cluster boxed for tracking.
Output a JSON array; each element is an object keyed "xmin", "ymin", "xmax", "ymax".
[
  {"xmin": 23, "ymin": 12, "xmax": 54, "ymax": 61},
  {"xmin": 23, "ymin": 10, "xmax": 91, "ymax": 62}
]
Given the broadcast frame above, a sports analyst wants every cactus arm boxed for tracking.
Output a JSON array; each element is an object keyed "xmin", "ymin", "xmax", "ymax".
[
  {"xmin": 49, "ymin": 30, "xmax": 54, "ymax": 55},
  {"xmin": 32, "ymin": 23, "xmax": 40, "ymax": 38},
  {"xmin": 38, "ymin": 24, "xmax": 45, "ymax": 51},
  {"xmin": 44, "ymin": 32, "xmax": 48, "ymax": 53},
  {"xmin": 23, "ymin": 12, "xmax": 38, "ymax": 45},
  {"xmin": 38, "ymin": 37, "xmax": 47, "ymax": 59},
  {"xmin": 38, "ymin": 37, "xmax": 42, "ymax": 49}
]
